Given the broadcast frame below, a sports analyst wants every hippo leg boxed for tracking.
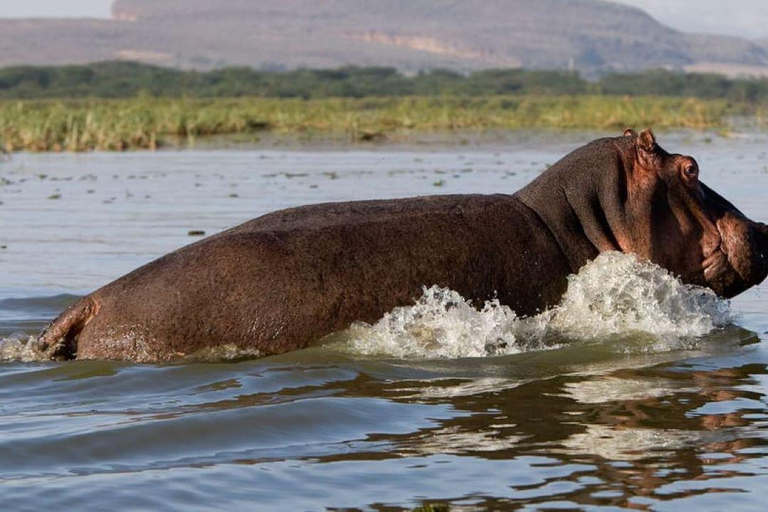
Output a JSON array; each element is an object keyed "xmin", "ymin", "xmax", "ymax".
[{"xmin": 39, "ymin": 297, "xmax": 100, "ymax": 360}]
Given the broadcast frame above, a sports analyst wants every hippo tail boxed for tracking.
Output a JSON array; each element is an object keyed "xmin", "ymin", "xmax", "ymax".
[{"xmin": 38, "ymin": 296, "xmax": 99, "ymax": 360}]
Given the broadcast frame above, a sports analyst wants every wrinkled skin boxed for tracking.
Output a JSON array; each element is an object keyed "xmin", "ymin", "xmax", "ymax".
[
  {"xmin": 39, "ymin": 130, "xmax": 768, "ymax": 362},
  {"xmin": 516, "ymin": 129, "xmax": 768, "ymax": 298}
]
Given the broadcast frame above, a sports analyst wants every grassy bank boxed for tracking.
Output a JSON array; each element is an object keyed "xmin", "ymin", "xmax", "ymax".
[{"xmin": 0, "ymin": 95, "xmax": 734, "ymax": 152}]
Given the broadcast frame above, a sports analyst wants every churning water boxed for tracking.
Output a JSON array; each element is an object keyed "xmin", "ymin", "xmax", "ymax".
[
  {"xmin": 3, "ymin": 132, "xmax": 768, "ymax": 510},
  {"xmin": 348, "ymin": 252, "xmax": 732, "ymax": 359}
]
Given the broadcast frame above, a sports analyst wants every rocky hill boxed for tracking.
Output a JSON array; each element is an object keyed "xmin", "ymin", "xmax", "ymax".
[{"xmin": 0, "ymin": 0, "xmax": 766, "ymax": 76}]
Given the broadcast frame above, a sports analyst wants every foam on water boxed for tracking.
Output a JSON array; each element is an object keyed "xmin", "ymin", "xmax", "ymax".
[
  {"xmin": 0, "ymin": 332, "xmax": 46, "ymax": 363},
  {"xmin": 347, "ymin": 286, "xmax": 528, "ymax": 358},
  {"xmin": 347, "ymin": 252, "xmax": 732, "ymax": 358}
]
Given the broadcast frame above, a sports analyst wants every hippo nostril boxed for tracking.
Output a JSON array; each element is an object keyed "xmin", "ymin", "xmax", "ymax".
[
  {"xmin": 758, "ymin": 223, "xmax": 768, "ymax": 244},
  {"xmin": 757, "ymin": 223, "xmax": 768, "ymax": 262}
]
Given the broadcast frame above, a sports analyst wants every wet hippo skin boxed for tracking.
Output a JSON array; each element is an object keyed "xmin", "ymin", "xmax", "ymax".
[{"xmin": 39, "ymin": 130, "xmax": 768, "ymax": 362}]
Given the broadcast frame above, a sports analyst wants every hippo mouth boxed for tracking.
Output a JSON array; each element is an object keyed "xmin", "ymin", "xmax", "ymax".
[
  {"xmin": 699, "ymin": 217, "xmax": 729, "ymax": 289},
  {"xmin": 703, "ymin": 244, "xmax": 728, "ymax": 281}
]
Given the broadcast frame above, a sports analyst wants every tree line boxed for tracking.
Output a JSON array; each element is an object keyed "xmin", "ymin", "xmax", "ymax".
[{"xmin": 0, "ymin": 61, "xmax": 766, "ymax": 102}]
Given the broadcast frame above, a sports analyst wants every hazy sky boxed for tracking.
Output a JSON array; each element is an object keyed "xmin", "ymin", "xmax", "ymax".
[
  {"xmin": 0, "ymin": 0, "xmax": 765, "ymax": 39},
  {"xmin": 0, "ymin": 0, "xmax": 112, "ymax": 19},
  {"xmin": 612, "ymin": 0, "xmax": 768, "ymax": 39}
]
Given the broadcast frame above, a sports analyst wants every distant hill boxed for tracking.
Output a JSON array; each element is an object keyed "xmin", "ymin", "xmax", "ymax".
[{"xmin": 1, "ymin": 0, "xmax": 767, "ymax": 76}]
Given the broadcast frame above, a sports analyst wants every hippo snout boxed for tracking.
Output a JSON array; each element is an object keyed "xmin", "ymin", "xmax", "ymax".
[
  {"xmin": 748, "ymin": 221, "xmax": 768, "ymax": 285},
  {"xmin": 759, "ymin": 222, "xmax": 768, "ymax": 239},
  {"xmin": 757, "ymin": 222, "xmax": 768, "ymax": 262},
  {"xmin": 707, "ymin": 217, "xmax": 768, "ymax": 298}
]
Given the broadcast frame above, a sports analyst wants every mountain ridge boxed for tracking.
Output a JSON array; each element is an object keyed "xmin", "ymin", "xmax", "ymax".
[{"xmin": 0, "ymin": 0, "xmax": 766, "ymax": 77}]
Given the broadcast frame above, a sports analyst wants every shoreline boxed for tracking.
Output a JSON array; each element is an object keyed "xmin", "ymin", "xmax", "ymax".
[
  {"xmin": 0, "ymin": 127, "xmax": 755, "ymax": 158},
  {"xmin": 0, "ymin": 95, "xmax": 745, "ymax": 153}
]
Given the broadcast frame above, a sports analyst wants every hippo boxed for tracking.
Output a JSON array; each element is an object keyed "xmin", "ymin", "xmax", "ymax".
[{"xmin": 39, "ymin": 129, "xmax": 768, "ymax": 362}]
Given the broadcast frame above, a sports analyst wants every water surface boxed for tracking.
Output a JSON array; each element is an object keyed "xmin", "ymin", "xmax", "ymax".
[{"xmin": 2, "ymin": 132, "xmax": 768, "ymax": 510}]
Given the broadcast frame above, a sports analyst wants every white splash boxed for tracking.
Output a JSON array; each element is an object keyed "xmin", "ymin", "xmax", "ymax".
[
  {"xmin": 347, "ymin": 252, "xmax": 732, "ymax": 358},
  {"xmin": 549, "ymin": 252, "xmax": 731, "ymax": 340},
  {"xmin": 347, "ymin": 286, "xmax": 544, "ymax": 358},
  {"xmin": 0, "ymin": 332, "xmax": 46, "ymax": 363}
]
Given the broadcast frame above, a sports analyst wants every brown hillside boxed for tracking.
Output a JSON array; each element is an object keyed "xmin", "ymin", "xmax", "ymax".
[{"xmin": 0, "ymin": 0, "xmax": 765, "ymax": 76}]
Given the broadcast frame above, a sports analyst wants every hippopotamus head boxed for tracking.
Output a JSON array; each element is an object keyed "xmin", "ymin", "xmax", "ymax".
[
  {"xmin": 619, "ymin": 129, "xmax": 768, "ymax": 297},
  {"xmin": 516, "ymin": 129, "xmax": 768, "ymax": 298}
]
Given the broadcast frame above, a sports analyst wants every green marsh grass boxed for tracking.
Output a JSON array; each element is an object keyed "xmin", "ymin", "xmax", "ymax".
[{"xmin": 0, "ymin": 96, "xmax": 731, "ymax": 152}]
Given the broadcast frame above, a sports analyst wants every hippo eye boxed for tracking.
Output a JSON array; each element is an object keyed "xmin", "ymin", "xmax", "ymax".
[{"xmin": 683, "ymin": 164, "xmax": 698, "ymax": 180}]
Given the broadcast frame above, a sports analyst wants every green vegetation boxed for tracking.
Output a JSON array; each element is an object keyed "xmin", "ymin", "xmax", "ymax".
[
  {"xmin": 1, "ymin": 62, "xmax": 767, "ymax": 152},
  {"xmin": 0, "ymin": 96, "xmax": 729, "ymax": 152},
  {"xmin": 0, "ymin": 62, "xmax": 589, "ymax": 99},
  {"xmin": 1, "ymin": 61, "xmax": 768, "ymax": 102},
  {"xmin": 413, "ymin": 504, "xmax": 451, "ymax": 512}
]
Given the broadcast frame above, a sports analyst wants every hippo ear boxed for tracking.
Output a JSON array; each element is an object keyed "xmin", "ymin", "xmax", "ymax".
[
  {"xmin": 638, "ymin": 129, "xmax": 656, "ymax": 152},
  {"xmin": 623, "ymin": 128, "xmax": 637, "ymax": 137},
  {"xmin": 635, "ymin": 129, "xmax": 659, "ymax": 170}
]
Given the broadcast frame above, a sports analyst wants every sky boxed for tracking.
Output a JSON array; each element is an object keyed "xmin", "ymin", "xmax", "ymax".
[
  {"xmin": 0, "ymin": 0, "xmax": 113, "ymax": 19},
  {"xmin": 0, "ymin": 0, "xmax": 765, "ymax": 39},
  {"xmin": 611, "ymin": 0, "xmax": 768, "ymax": 39}
]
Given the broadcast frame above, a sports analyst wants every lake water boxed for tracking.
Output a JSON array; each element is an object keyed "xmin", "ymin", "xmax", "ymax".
[{"xmin": 2, "ymin": 132, "xmax": 768, "ymax": 510}]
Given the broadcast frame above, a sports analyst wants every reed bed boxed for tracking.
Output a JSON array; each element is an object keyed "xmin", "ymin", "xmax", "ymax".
[{"xmin": 0, "ymin": 96, "xmax": 730, "ymax": 152}]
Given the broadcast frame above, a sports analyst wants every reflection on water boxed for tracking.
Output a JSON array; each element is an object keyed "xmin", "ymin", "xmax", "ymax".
[
  {"xmin": 2, "ymin": 346, "xmax": 768, "ymax": 510},
  {"xmin": 2, "ymin": 133, "xmax": 768, "ymax": 509}
]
